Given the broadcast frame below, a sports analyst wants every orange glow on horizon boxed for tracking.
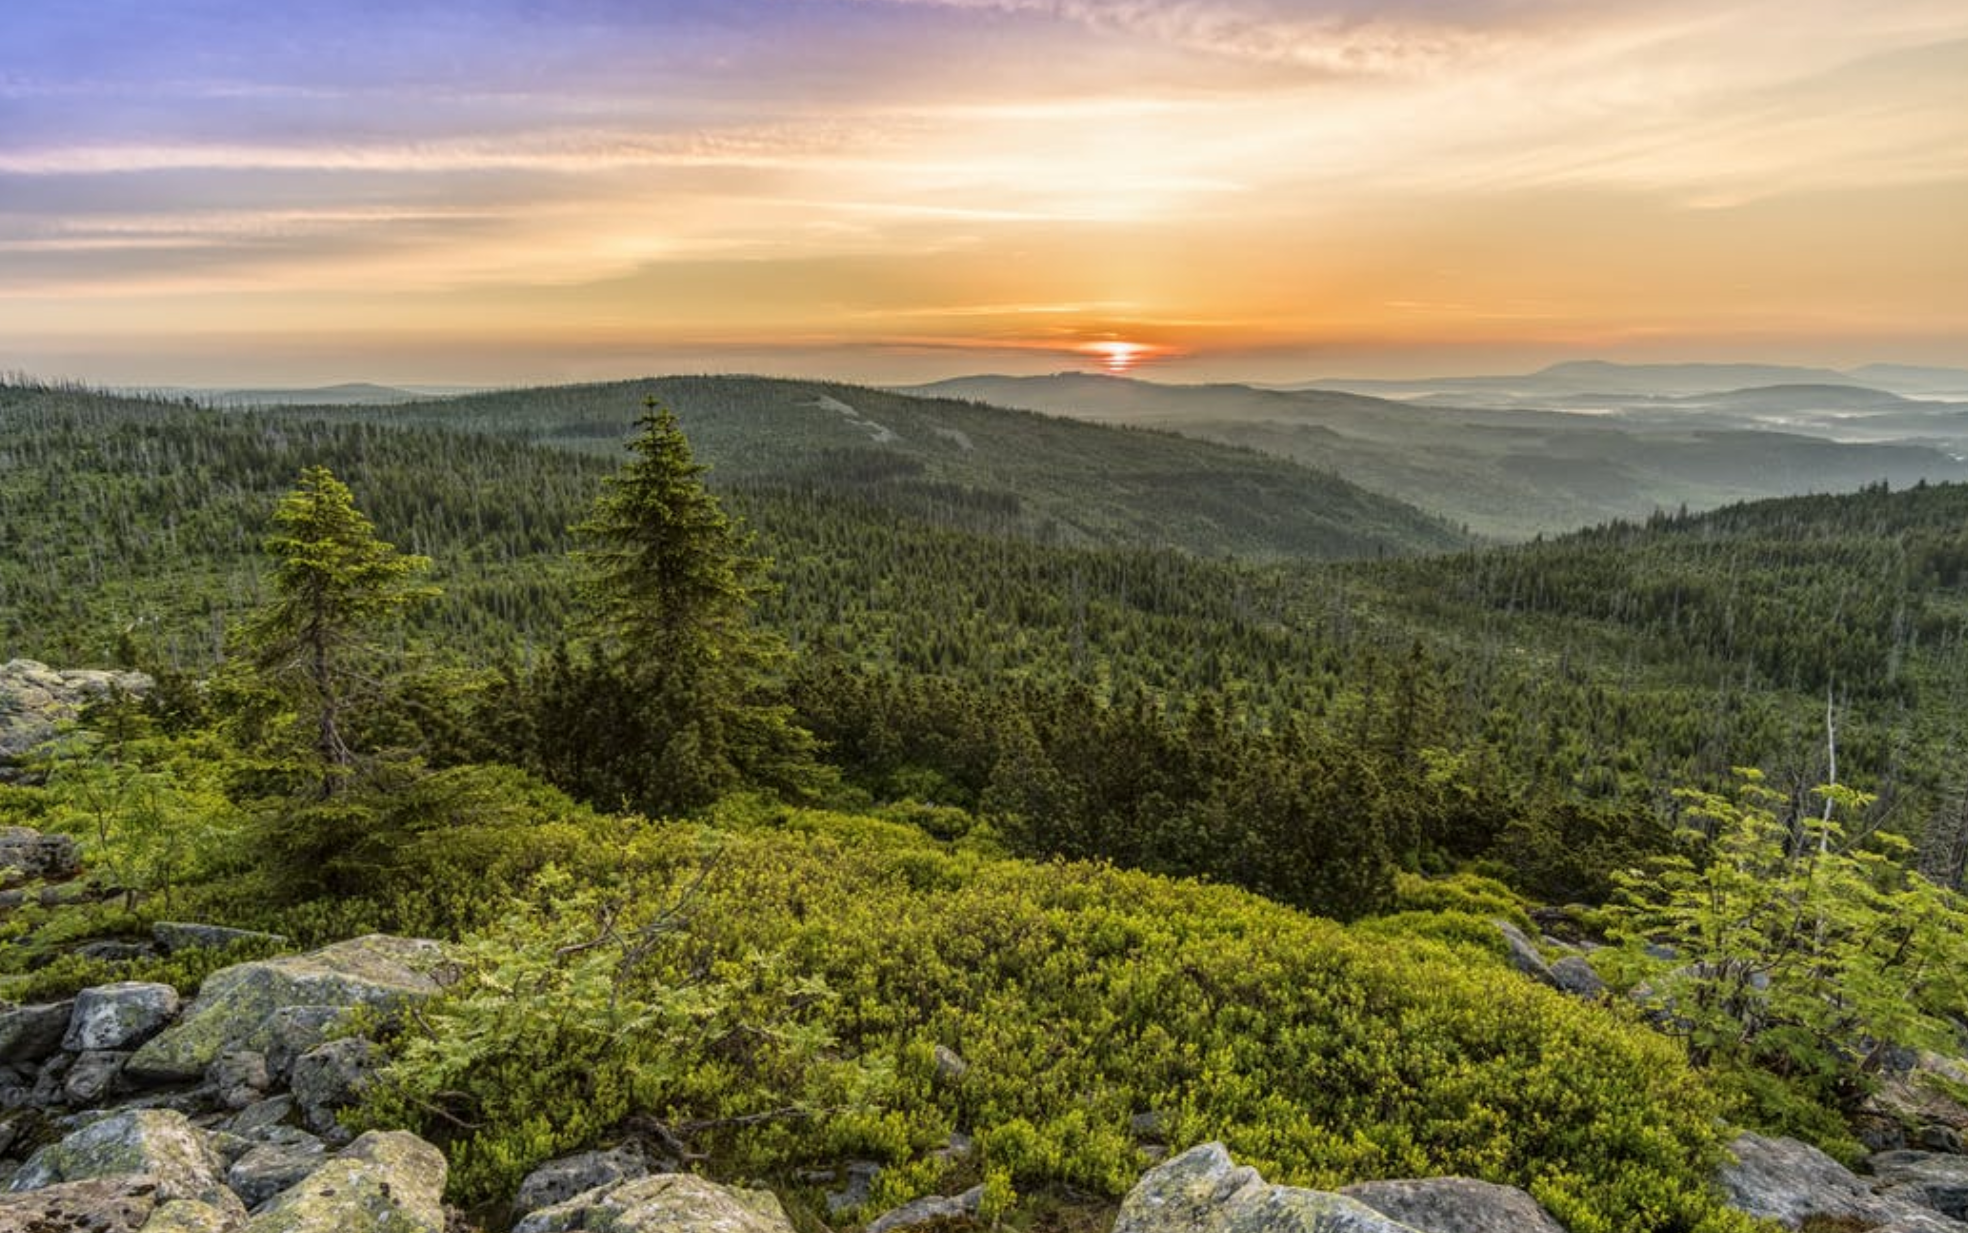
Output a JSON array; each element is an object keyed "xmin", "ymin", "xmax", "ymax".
[{"xmin": 1083, "ymin": 340, "xmax": 1153, "ymax": 375}]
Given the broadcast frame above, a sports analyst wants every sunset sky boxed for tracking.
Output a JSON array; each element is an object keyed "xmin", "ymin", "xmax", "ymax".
[{"xmin": 3, "ymin": 0, "xmax": 1964, "ymax": 386}]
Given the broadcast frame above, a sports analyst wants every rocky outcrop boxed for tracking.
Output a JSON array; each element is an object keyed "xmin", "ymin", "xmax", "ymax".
[
  {"xmin": 1114, "ymin": 1143, "xmax": 1423, "ymax": 1233},
  {"xmin": 866, "ymin": 1184, "xmax": 985, "ymax": 1233},
  {"xmin": 9, "ymin": 1108, "xmax": 239, "ymax": 1213},
  {"xmin": 514, "ymin": 1144, "xmax": 652, "ymax": 1218},
  {"xmin": 1341, "ymin": 1177, "xmax": 1570, "ymax": 1233},
  {"xmin": 1872, "ymin": 1151, "xmax": 1968, "ymax": 1223},
  {"xmin": 1493, "ymin": 922, "xmax": 1560, "ymax": 990},
  {"xmin": 0, "ymin": 826, "xmax": 80, "ymax": 885},
  {"xmin": 0, "ymin": 658, "xmax": 152, "ymax": 777},
  {"xmin": 1719, "ymin": 1132, "xmax": 1968, "ymax": 1231},
  {"xmin": 242, "ymin": 1129, "xmax": 446, "ymax": 1233},
  {"xmin": 127, "ymin": 934, "xmax": 450, "ymax": 1083},
  {"xmin": 515, "ymin": 1171, "xmax": 796, "ymax": 1233},
  {"xmin": 0, "ymin": 1174, "xmax": 162, "ymax": 1232},
  {"xmin": 64, "ymin": 981, "xmax": 182, "ymax": 1052}
]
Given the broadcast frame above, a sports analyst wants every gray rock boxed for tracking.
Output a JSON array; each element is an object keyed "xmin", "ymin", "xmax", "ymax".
[
  {"xmin": 514, "ymin": 1172, "xmax": 795, "ymax": 1233},
  {"xmin": 514, "ymin": 1143, "xmax": 650, "ymax": 1217},
  {"xmin": 1873, "ymin": 1151, "xmax": 1968, "ymax": 1221},
  {"xmin": 229, "ymin": 1137, "xmax": 329, "ymax": 1209},
  {"xmin": 0, "ymin": 1000, "xmax": 74, "ymax": 1063},
  {"xmin": 240, "ymin": 1128, "xmax": 445, "ymax": 1233},
  {"xmin": 225, "ymin": 1095, "xmax": 297, "ymax": 1136},
  {"xmin": 65, "ymin": 981, "xmax": 182, "ymax": 1052},
  {"xmin": 1547, "ymin": 955, "xmax": 1607, "ymax": 1000},
  {"xmin": 1493, "ymin": 922, "xmax": 1559, "ymax": 990},
  {"xmin": 1341, "ymin": 1177, "xmax": 1568, "ymax": 1233},
  {"xmin": 0, "ymin": 659, "xmax": 152, "ymax": 778},
  {"xmin": 62, "ymin": 1049, "xmax": 131, "ymax": 1105},
  {"xmin": 30, "ymin": 1052, "xmax": 73, "ymax": 1106},
  {"xmin": 826, "ymin": 1159, "xmax": 883, "ymax": 1214},
  {"xmin": 210, "ymin": 1050, "xmax": 272, "ymax": 1110},
  {"xmin": 1719, "ymin": 1132, "xmax": 1893, "ymax": 1229},
  {"xmin": 0, "ymin": 1174, "xmax": 160, "ymax": 1232},
  {"xmin": 1114, "ymin": 1143, "xmax": 1419, "ymax": 1233},
  {"xmin": 932, "ymin": 1044, "xmax": 970, "ymax": 1085},
  {"xmin": 153, "ymin": 921, "xmax": 290, "ymax": 956},
  {"xmin": 144, "ymin": 1196, "xmax": 249, "ymax": 1231},
  {"xmin": 867, "ymin": 1184, "xmax": 985, "ymax": 1233},
  {"xmin": 0, "ymin": 826, "xmax": 80, "ymax": 884},
  {"xmin": 289, "ymin": 1037, "xmax": 376, "ymax": 1141},
  {"xmin": 1131, "ymin": 1110, "xmax": 1168, "ymax": 1141},
  {"xmin": 8, "ymin": 1108, "xmax": 236, "ymax": 1213},
  {"xmin": 127, "ymin": 935, "xmax": 448, "ymax": 1083},
  {"xmin": 262, "ymin": 1007, "xmax": 344, "ymax": 1081},
  {"xmin": 76, "ymin": 940, "xmax": 158, "ymax": 963}
]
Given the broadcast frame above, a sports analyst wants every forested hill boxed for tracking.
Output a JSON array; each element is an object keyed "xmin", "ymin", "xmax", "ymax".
[
  {"xmin": 282, "ymin": 374, "xmax": 1469, "ymax": 560},
  {"xmin": 910, "ymin": 372, "xmax": 1968, "ymax": 540}
]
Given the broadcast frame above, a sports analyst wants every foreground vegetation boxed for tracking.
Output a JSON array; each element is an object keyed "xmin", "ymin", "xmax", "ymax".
[{"xmin": 10, "ymin": 376, "xmax": 1968, "ymax": 1229}]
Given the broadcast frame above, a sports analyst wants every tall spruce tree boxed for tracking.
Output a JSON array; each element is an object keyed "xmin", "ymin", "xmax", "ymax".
[
  {"xmin": 553, "ymin": 397, "xmax": 818, "ymax": 814},
  {"xmin": 235, "ymin": 465, "xmax": 435, "ymax": 798}
]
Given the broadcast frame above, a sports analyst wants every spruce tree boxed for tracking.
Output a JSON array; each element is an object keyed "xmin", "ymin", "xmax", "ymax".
[
  {"xmin": 236, "ymin": 465, "xmax": 435, "ymax": 798},
  {"xmin": 554, "ymin": 397, "xmax": 817, "ymax": 814}
]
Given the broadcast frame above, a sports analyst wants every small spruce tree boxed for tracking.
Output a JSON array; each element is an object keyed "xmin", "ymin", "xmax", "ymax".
[
  {"xmin": 234, "ymin": 465, "xmax": 435, "ymax": 798},
  {"xmin": 548, "ymin": 397, "xmax": 818, "ymax": 814}
]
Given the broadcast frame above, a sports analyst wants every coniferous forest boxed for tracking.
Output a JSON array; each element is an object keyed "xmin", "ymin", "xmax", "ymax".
[{"xmin": 10, "ymin": 375, "xmax": 1968, "ymax": 1232}]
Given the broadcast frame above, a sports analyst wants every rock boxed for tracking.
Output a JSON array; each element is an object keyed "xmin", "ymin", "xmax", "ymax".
[
  {"xmin": 8, "ymin": 1108, "xmax": 236, "ymax": 1212},
  {"xmin": 1718, "ymin": 1132, "xmax": 1894, "ymax": 1229},
  {"xmin": 1493, "ymin": 922, "xmax": 1559, "ymax": 990},
  {"xmin": 145, "ymin": 1196, "xmax": 250, "ymax": 1231},
  {"xmin": 932, "ymin": 1044, "xmax": 969, "ymax": 1084},
  {"xmin": 241, "ymin": 1129, "xmax": 445, "ymax": 1233},
  {"xmin": 225, "ymin": 1095, "xmax": 297, "ymax": 1136},
  {"xmin": 1131, "ymin": 1110, "xmax": 1168, "ymax": 1141},
  {"xmin": 30, "ymin": 1052, "xmax": 72, "ymax": 1107},
  {"xmin": 0, "ymin": 1000, "xmax": 74, "ymax": 1062},
  {"xmin": 867, "ymin": 1185, "xmax": 985, "ymax": 1233},
  {"xmin": 229, "ymin": 1138, "xmax": 329, "ymax": 1209},
  {"xmin": 289, "ymin": 1037, "xmax": 376, "ymax": 1141},
  {"xmin": 0, "ymin": 1174, "xmax": 160, "ymax": 1232},
  {"xmin": 211, "ymin": 1050, "xmax": 272, "ymax": 1111},
  {"xmin": 1868, "ymin": 1052, "xmax": 1968, "ymax": 1142},
  {"xmin": 1546, "ymin": 956, "xmax": 1607, "ymax": 1000},
  {"xmin": 127, "ymin": 935, "xmax": 449, "ymax": 1083},
  {"xmin": 262, "ymin": 1007, "xmax": 344, "ymax": 1081},
  {"xmin": 77, "ymin": 940, "xmax": 159, "ymax": 963},
  {"xmin": 0, "ymin": 826, "xmax": 80, "ymax": 885},
  {"xmin": 1341, "ymin": 1178, "xmax": 1568, "ymax": 1233},
  {"xmin": 826, "ymin": 1160, "xmax": 883, "ymax": 1214},
  {"xmin": 514, "ymin": 1144, "xmax": 650, "ymax": 1218},
  {"xmin": 153, "ymin": 922, "xmax": 290, "ymax": 956},
  {"xmin": 1114, "ymin": 1142, "xmax": 1417, "ymax": 1233},
  {"xmin": 514, "ymin": 1172, "xmax": 795, "ymax": 1233},
  {"xmin": 62, "ymin": 1048, "xmax": 131, "ymax": 1105},
  {"xmin": 0, "ymin": 659, "xmax": 152, "ymax": 778},
  {"xmin": 65, "ymin": 981, "xmax": 183, "ymax": 1052},
  {"xmin": 1873, "ymin": 1151, "xmax": 1968, "ymax": 1221}
]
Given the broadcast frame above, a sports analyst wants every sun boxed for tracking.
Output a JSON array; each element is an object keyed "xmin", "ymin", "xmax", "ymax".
[{"xmin": 1084, "ymin": 340, "xmax": 1149, "ymax": 375}]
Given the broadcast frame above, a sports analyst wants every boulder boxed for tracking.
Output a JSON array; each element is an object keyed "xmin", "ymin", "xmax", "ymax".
[
  {"xmin": 62, "ymin": 1049, "xmax": 131, "ymax": 1105},
  {"xmin": 1546, "ymin": 956, "xmax": 1607, "ymax": 1000},
  {"xmin": 241, "ymin": 1129, "xmax": 444, "ymax": 1232},
  {"xmin": 0, "ymin": 1000, "xmax": 74, "ymax": 1063},
  {"xmin": 514, "ymin": 1172, "xmax": 796, "ymax": 1233},
  {"xmin": 1493, "ymin": 922, "xmax": 1559, "ymax": 990},
  {"xmin": 1114, "ymin": 1143, "xmax": 1419, "ymax": 1233},
  {"xmin": 8, "ymin": 1108, "xmax": 237, "ymax": 1213},
  {"xmin": 290, "ymin": 1037, "xmax": 377, "ymax": 1140},
  {"xmin": 127, "ymin": 935, "xmax": 449, "ymax": 1083},
  {"xmin": 0, "ymin": 826, "xmax": 80, "ymax": 884},
  {"xmin": 65, "ymin": 981, "xmax": 182, "ymax": 1052},
  {"xmin": 225, "ymin": 1095, "xmax": 298, "ymax": 1136},
  {"xmin": 1718, "ymin": 1132, "xmax": 1894, "ymax": 1229},
  {"xmin": 867, "ymin": 1184, "xmax": 985, "ymax": 1233},
  {"xmin": 211, "ymin": 1050, "xmax": 273, "ymax": 1110},
  {"xmin": 0, "ymin": 1174, "xmax": 160, "ymax": 1232},
  {"xmin": 153, "ymin": 922, "xmax": 290, "ymax": 956},
  {"xmin": 229, "ymin": 1137, "xmax": 330, "ymax": 1209},
  {"xmin": 1341, "ymin": 1178, "xmax": 1568, "ymax": 1233},
  {"xmin": 145, "ymin": 1196, "xmax": 251, "ymax": 1231},
  {"xmin": 0, "ymin": 659, "xmax": 152, "ymax": 776},
  {"xmin": 514, "ymin": 1144, "xmax": 651, "ymax": 1218},
  {"xmin": 1873, "ymin": 1151, "xmax": 1968, "ymax": 1222}
]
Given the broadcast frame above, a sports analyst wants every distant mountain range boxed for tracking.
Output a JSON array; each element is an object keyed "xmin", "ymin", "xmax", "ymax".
[
  {"xmin": 1287, "ymin": 360, "xmax": 1968, "ymax": 402},
  {"xmin": 909, "ymin": 370, "xmax": 1968, "ymax": 540}
]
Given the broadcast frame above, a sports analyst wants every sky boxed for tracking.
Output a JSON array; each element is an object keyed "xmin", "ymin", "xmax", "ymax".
[{"xmin": 1, "ymin": 0, "xmax": 1964, "ymax": 387}]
